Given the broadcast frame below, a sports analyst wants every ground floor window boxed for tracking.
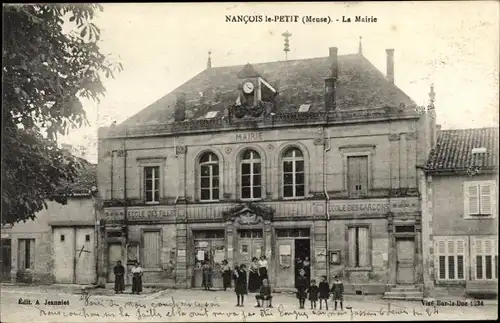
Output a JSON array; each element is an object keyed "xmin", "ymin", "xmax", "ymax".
[
  {"xmin": 347, "ymin": 226, "xmax": 370, "ymax": 267},
  {"xmin": 17, "ymin": 239, "xmax": 35, "ymax": 270},
  {"xmin": 473, "ymin": 237, "xmax": 497, "ymax": 280},
  {"xmin": 435, "ymin": 238, "xmax": 466, "ymax": 280}
]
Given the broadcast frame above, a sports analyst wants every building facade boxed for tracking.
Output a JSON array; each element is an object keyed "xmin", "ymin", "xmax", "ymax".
[
  {"xmin": 420, "ymin": 127, "xmax": 499, "ymax": 297},
  {"xmin": 97, "ymin": 45, "xmax": 435, "ymax": 293},
  {"xmin": 1, "ymin": 161, "xmax": 98, "ymax": 285}
]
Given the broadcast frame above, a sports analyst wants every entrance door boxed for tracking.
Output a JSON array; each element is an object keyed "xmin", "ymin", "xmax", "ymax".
[
  {"xmin": 75, "ymin": 228, "xmax": 95, "ymax": 285},
  {"xmin": 236, "ymin": 229, "xmax": 264, "ymax": 266},
  {"xmin": 1, "ymin": 239, "xmax": 11, "ymax": 281},
  {"xmin": 275, "ymin": 239, "xmax": 294, "ymax": 288},
  {"xmin": 396, "ymin": 238, "xmax": 415, "ymax": 284},
  {"xmin": 192, "ymin": 230, "xmax": 225, "ymax": 289},
  {"xmin": 107, "ymin": 243, "xmax": 123, "ymax": 282},
  {"xmin": 295, "ymin": 239, "xmax": 311, "ymax": 284}
]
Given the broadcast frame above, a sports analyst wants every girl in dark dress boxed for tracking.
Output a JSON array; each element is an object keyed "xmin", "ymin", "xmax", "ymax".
[
  {"xmin": 131, "ymin": 261, "xmax": 143, "ymax": 294},
  {"xmin": 248, "ymin": 257, "xmax": 261, "ymax": 293},
  {"xmin": 222, "ymin": 260, "xmax": 232, "ymax": 291},
  {"xmin": 307, "ymin": 279, "xmax": 319, "ymax": 309},
  {"xmin": 233, "ymin": 264, "xmax": 248, "ymax": 307},
  {"xmin": 331, "ymin": 276, "xmax": 344, "ymax": 311},
  {"xmin": 201, "ymin": 262, "xmax": 213, "ymax": 291},
  {"xmin": 296, "ymin": 269, "xmax": 308, "ymax": 309},
  {"xmin": 318, "ymin": 275, "xmax": 330, "ymax": 310},
  {"xmin": 113, "ymin": 261, "xmax": 125, "ymax": 294}
]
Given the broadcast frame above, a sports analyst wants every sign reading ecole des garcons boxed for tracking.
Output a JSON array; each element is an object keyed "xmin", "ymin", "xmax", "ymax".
[{"xmin": 327, "ymin": 198, "xmax": 419, "ymax": 215}]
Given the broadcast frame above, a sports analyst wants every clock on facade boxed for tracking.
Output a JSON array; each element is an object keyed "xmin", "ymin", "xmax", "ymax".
[{"xmin": 242, "ymin": 81, "xmax": 254, "ymax": 94}]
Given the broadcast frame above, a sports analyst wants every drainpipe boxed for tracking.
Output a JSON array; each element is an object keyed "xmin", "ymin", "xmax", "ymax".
[
  {"xmin": 123, "ymin": 132, "xmax": 128, "ymax": 284},
  {"xmin": 324, "ymin": 128, "xmax": 332, "ymax": 279},
  {"xmin": 90, "ymin": 188, "xmax": 99, "ymax": 285}
]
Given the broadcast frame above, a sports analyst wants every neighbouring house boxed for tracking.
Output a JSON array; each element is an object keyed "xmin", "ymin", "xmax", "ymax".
[
  {"xmin": 420, "ymin": 127, "xmax": 499, "ymax": 298},
  {"xmin": 97, "ymin": 41, "xmax": 436, "ymax": 295},
  {"xmin": 1, "ymin": 158, "xmax": 98, "ymax": 285}
]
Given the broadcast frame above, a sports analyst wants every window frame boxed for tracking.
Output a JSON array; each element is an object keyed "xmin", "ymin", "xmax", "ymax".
[
  {"xmin": 282, "ymin": 147, "xmax": 306, "ymax": 199},
  {"xmin": 239, "ymin": 149, "xmax": 263, "ymax": 201},
  {"xmin": 471, "ymin": 236, "xmax": 497, "ymax": 281},
  {"xmin": 339, "ymin": 146, "xmax": 375, "ymax": 196},
  {"xmin": 17, "ymin": 238, "xmax": 35, "ymax": 270},
  {"xmin": 434, "ymin": 237, "xmax": 467, "ymax": 282},
  {"xmin": 198, "ymin": 152, "xmax": 221, "ymax": 202},
  {"xmin": 345, "ymin": 224, "xmax": 372, "ymax": 270},
  {"xmin": 463, "ymin": 180, "xmax": 496, "ymax": 219},
  {"xmin": 137, "ymin": 157, "xmax": 166, "ymax": 205}
]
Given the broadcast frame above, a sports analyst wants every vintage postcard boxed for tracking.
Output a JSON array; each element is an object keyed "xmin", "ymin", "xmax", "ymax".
[{"xmin": 1, "ymin": 1, "xmax": 498, "ymax": 322}]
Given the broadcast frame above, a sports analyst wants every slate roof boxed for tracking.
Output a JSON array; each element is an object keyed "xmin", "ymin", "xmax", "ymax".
[
  {"xmin": 56, "ymin": 159, "xmax": 97, "ymax": 196},
  {"xmin": 426, "ymin": 127, "xmax": 499, "ymax": 172},
  {"xmin": 121, "ymin": 53, "xmax": 416, "ymax": 126}
]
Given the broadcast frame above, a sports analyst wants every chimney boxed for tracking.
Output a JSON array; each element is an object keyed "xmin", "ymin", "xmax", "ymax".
[
  {"xmin": 324, "ymin": 47, "xmax": 338, "ymax": 112},
  {"xmin": 386, "ymin": 49, "xmax": 394, "ymax": 84},
  {"xmin": 174, "ymin": 93, "xmax": 186, "ymax": 122},
  {"xmin": 207, "ymin": 50, "xmax": 212, "ymax": 69}
]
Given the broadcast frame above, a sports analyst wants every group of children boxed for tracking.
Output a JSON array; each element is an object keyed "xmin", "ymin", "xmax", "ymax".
[
  {"xmin": 232, "ymin": 264, "xmax": 344, "ymax": 310},
  {"xmin": 300, "ymin": 272, "xmax": 344, "ymax": 311}
]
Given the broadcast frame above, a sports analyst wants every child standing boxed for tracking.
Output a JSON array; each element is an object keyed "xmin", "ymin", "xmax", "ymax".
[
  {"xmin": 255, "ymin": 278, "xmax": 273, "ymax": 308},
  {"xmin": 330, "ymin": 276, "xmax": 344, "ymax": 311},
  {"xmin": 307, "ymin": 279, "xmax": 319, "ymax": 309},
  {"xmin": 233, "ymin": 264, "xmax": 248, "ymax": 307},
  {"xmin": 295, "ymin": 269, "xmax": 308, "ymax": 309},
  {"xmin": 318, "ymin": 275, "xmax": 330, "ymax": 310}
]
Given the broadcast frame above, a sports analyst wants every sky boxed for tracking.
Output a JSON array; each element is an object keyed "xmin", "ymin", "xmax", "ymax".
[{"xmin": 60, "ymin": 2, "xmax": 500, "ymax": 163}]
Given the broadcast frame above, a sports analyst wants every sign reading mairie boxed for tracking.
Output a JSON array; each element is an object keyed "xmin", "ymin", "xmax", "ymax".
[{"xmin": 235, "ymin": 132, "xmax": 263, "ymax": 142}]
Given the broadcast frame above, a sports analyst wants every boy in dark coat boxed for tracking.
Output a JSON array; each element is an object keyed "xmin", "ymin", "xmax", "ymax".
[
  {"xmin": 318, "ymin": 275, "xmax": 330, "ymax": 310},
  {"xmin": 295, "ymin": 269, "xmax": 308, "ymax": 309},
  {"xmin": 306, "ymin": 279, "xmax": 319, "ymax": 309},
  {"xmin": 255, "ymin": 278, "xmax": 273, "ymax": 308},
  {"xmin": 330, "ymin": 276, "xmax": 344, "ymax": 310},
  {"xmin": 233, "ymin": 264, "xmax": 248, "ymax": 307}
]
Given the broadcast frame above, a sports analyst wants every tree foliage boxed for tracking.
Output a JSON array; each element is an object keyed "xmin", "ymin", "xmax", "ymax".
[{"xmin": 2, "ymin": 4, "xmax": 123, "ymax": 224}]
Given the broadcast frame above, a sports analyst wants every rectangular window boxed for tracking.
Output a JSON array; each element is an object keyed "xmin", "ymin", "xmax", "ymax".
[
  {"xmin": 464, "ymin": 181, "xmax": 495, "ymax": 217},
  {"xmin": 238, "ymin": 229, "xmax": 263, "ymax": 239},
  {"xmin": 18, "ymin": 239, "xmax": 35, "ymax": 270},
  {"xmin": 347, "ymin": 156, "xmax": 368, "ymax": 197},
  {"xmin": 473, "ymin": 237, "xmax": 497, "ymax": 280},
  {"xmin": 347, "ymin": 226, "xmax": 370, "ymax": 267},
  {"xmin": 144, "ymin": 166, "xmax": 160, "ymax": 203},
  {"xmin": 435, "ymin": 239, "xmax": 466, "ymax": 281},
  {"xmin": 85, "ymin": 234, "xmax": 90, "ymax": 242},
  {"xmin": 60, "ymin": 235, "xmax": 65, "ymax": 242},
  {"xmin": 142, "ymin": 231, "xmax": 161, "ymax": 268},
  {"xmin": 193, "ymin": 230, "xmax": 225, "ymax": 239}
]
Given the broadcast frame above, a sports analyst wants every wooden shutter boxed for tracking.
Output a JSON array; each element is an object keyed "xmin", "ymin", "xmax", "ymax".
[
  {"xmin": 358, "ymin": 157, "xmax": 369, "ymax": 195},
  {"xmin": 358, "ymin": 227, "xmax": 370, "ymax": 267},
  {"xmin": 480, "ymin": 184, "xmax": 492, "ymax": 215},
  {"xmin": 434, "ymin": 240, "xmax": 446, "ymax": 280},
  {"xmin": 18, "ymin": 239, "xmax": 26, "ymax": 270},
  {"xmin": 466, "ymin": 184, "xmax": 480, "ymax": 215},
  {"xmin": 347, "ymin": 157, "xmax": 358, "ymax": 195},
  {"xmin": 142, "ymin": 231, "xmax": 161, "ymax": 268},
  {"xmin": 29, "ymin": 239, "xmax": 35, "ymax": 269},
  {"xmin": 347, "ymin": 227, "xmax": 356, "ymax": 267},
  {"xmin": 475, "ymin": 238, "xmax": 484, "ymax": 279},
  {"xmin": 456, "ymin": 240, "xmax": 466, "ymax": 280}
]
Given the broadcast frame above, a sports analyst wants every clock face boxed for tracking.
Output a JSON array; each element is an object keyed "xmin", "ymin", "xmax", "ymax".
[{"xmin": 242, "ymin": 81, "xmax": 254, "ymax": 94}]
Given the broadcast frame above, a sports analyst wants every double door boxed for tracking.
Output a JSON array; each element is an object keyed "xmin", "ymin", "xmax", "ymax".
[
  {"xmin": 193, "ymin": 238, "xmax": 225, "ymax": 288},
  {"xmin": 236, "ymin": 229, "xmax": 264, "ymax": 267}
]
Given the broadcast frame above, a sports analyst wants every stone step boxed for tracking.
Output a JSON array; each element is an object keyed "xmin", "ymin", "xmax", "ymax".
[{"xmin": 383, "ymin": 291, "xmax": 424, "ymax": 301}]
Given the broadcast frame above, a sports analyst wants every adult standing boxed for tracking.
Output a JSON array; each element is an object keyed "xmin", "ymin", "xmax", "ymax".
[
  {"xmin": 221, "ymin": 260, "xmax": 232, "ymax": 291},
  {"xmin": 113, "ymin": 260, "xmax": 125, "ymax": 294},
  {"xmin": 258, "ymin": 256, "xmax": 268, "ymax": 281},
  {"xmin": 131, "ymin": 261, "xmax": 143, "ymax": 295},
  {"xmin": 201, "ymin": 261, "xmax": 213, "ymax": 291},
  {"xmin": 248, "ymin": 257, "xmax": 261, "ymax": 293}
]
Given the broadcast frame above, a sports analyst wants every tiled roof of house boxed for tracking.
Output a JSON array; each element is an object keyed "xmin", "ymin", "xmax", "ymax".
[
  {"xmin": 426, "ymin": 127, "xmax": 499, "ymax": 172},
  {"xmin": 121, "ymin": 53, "xmax": 416, "ymax": 126},
  {"xmin": 56, "ymin": 159, "xmax": 97, "ymax": 196}
]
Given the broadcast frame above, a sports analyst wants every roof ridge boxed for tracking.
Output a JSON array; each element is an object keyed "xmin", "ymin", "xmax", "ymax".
[
  {"xmin": 210, "ymin": 54, "xmax": 359, "ymax": 69},
  {"xmin": 439, "ymin": 126, "xmax": 499, "ymax": 132}
]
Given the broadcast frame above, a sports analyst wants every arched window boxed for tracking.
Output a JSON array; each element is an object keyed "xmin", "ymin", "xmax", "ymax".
[
  {"xmin": 240, "ymin": 150, "xmax": 262, "ymax": 199},
  {"xmin": 199, "ymin": 152, "xmax": 219, "ymax": 201},
  {"xmin": 283, "ymin": 148, "xmax": 305, "ymax": 198}
]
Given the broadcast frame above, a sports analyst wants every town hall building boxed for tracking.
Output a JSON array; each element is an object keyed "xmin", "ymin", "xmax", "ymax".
[{"xmin": 97, "ymin": 42, "xmax": 436, "ymax": 294}]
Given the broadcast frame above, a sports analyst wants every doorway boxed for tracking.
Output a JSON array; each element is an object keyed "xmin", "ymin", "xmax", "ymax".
[
  {"xmin": 1, "ymin": 239, "xmax": 11, "ymax": 281},
  {"xmin": 294, "ymin": 239, "xmax": 311, "ymax": 286},
  {"xmin": 107, "ymin": 243, "xmax": 123, "ymax": 282},
  {"xmin": 396, "ymin": 237, "xmax": 415, "ymax": 284},
  {"xmin": 192, "ymin": 230, "xmax": 225, "ymax": 289}
]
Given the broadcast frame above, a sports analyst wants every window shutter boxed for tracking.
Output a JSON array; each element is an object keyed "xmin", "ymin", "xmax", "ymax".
[
  {"xmin": 480, "ymin": 184, "xmax": 492, "ymax": 215},
  {"xmin": 347, "ymin": 227, "xmax": 356, "ymax": 267},
  {"xmin": 18, "ymin": 240, "xmax": 26, "ymax": 270},
  {"xmin": 470, "ymin": 237, "xmax": 476, "ymax": 280},
  {"xmin": 456, "ymin": 240, "xmax": 465, "ymax": 280},
  {"xmin": 359, "ymin": 157, "xmax": 369, "ymax": 195},
  {"xmin": 467, "ymin": 184, "xmax": 480, "ymax": 215},
  {"xmin": 358, "ymin": 227, "xmax": 369, "ymax": 267},
  {"xmin": 347, "ymin": 157, "xmax": 358, "ymax": 195},
  {"xmin": 435, "ymin": 240, "xmax": 446, "ymax": 280},
  {"xmin": 29, "ymin": 239, "xmax": 35, "ymax": 269},
  {"xmin": 475, "ymin": 238, "xmax": 484, "ymax": 279}
]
